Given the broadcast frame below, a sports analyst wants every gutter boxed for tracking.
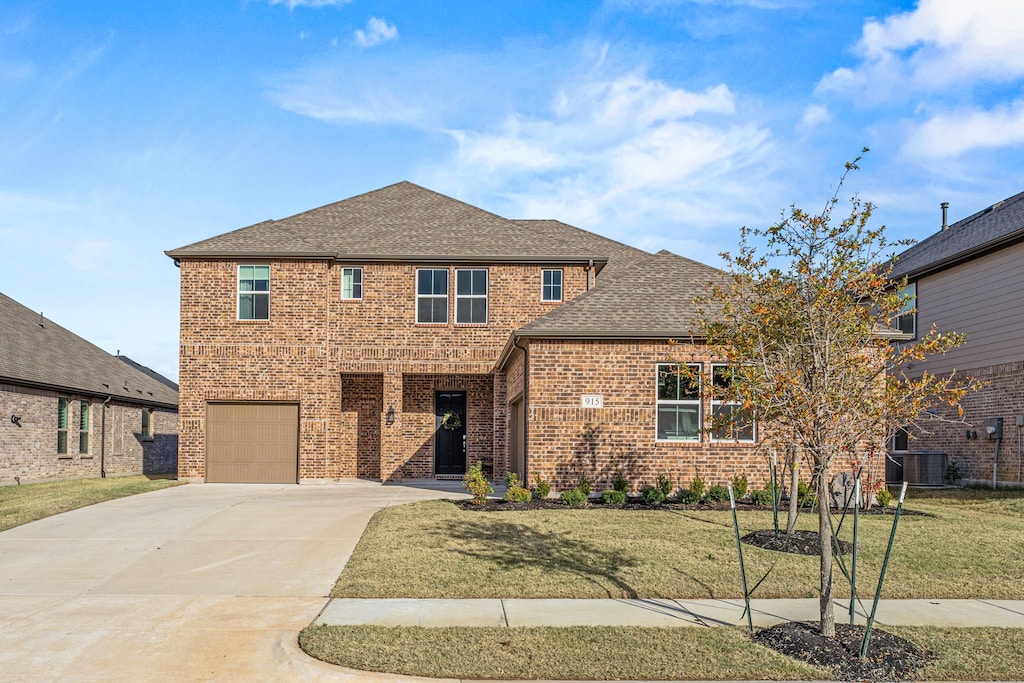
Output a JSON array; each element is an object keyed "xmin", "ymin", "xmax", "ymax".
[
  {"xmin": 100, "ymin": 396, "xmax": 111, "ymax": 478},
  {"xmin": 166, "ymin": 251, "xmax": 609, "ymax": 268},
  {"xmin": 892, "ymin": 230, "xmax": 1024, "ymax": 282},
  {"xmin": 0, "ymin": 376, "xmax": 177, "ymax": 411}
]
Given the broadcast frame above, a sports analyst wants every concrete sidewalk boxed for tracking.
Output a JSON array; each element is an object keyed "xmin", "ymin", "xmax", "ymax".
[{"xmin": 317, "ymin": 597, "xmax": 1024, "ymax": 629}]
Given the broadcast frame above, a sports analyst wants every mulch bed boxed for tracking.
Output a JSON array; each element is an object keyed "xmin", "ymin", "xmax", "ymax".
[
  {"xmin": 451, "ymin": 497, "xmax": 928, "ymax": 516},
  {"xmin": 742, "ymin": 529, "xmax": 852, "ymax": 555},
  {"xmin": 754, "ymin": 621, "xmax": 931, "ymax": 681}
]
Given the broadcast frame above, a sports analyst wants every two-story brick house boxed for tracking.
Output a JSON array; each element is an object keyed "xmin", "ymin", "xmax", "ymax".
[{"xmin": 168, "ymin": 182, "xmax": 764, "ymax": 489}]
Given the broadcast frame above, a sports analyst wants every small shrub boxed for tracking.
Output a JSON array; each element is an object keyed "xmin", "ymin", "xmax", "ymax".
[
  {"xmin": 749, "ymin": 488, "xmax": 774, "ymax": 507},
  {"xmin": 945, "ymin": 460, "xmax": 961, "ymax": 485},
  {"xmin": 463, "ymin": 462, "xmax": 492, "ymax": 505},
  {"xmin": 731, "ymin": 474, "xmax": 749, "ymax": 500},
  {"xmin": 689, "ymin": 476, "xmax": 706, "ymax": 500},
  {"xmin": 705, "ymin": 484, "xmax": 729, "ymax": 503},
  {"xmin": 505, "ymin": 472, "xmax": 522, "ymax": 489},
  {"xmin": 656, "ymin": 472, "xmax": 674, "ymax": 497},
  {"xmin": 612, "ymin": 470, "xmax": 629, "ymax": 493},
  {"xmin": 797, "ymin": 479, "xmax": 817, "ymax": 507},
  {"xmin": 560, "ymin": 488, "xmax": 587, "ymax": 507},
  {"xmin": 601, "ymin": 489, "xmax": 627, "ymax": 505},
  {"xmin": 577, "ymin": 474, "xmax": 591, "ymax": 497},
  {"xmin": 641, "ymin": 485, "xmax": 666, "ymax": 506},
  {"xmin": 674, "ymin": 488, "xmax": 700, "ymax": 504},
  {"xmin": 504, "ymin": 485, "xmax": 532, "ymax": 503},
  {"xmin": 532, "ymin": 473, "xmax": 551, "ymax": 499},
  {"xmin": 875, "ymin": 486, "xmax": 893, "ymax": 508}
]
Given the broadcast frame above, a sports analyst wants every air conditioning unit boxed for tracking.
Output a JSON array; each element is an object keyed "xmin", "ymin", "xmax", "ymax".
[{"xmin": 902, "ymin": 451, "xmax": 947, "ymax": 486}]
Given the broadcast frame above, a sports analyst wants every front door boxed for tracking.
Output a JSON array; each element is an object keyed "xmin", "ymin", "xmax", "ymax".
[{"xmin": 434, "ymin": 391, "xmax": 467, "ymax": 475}]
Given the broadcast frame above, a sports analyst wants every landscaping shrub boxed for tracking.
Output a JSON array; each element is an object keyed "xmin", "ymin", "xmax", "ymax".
[
  {"xmin": 875, "ymin": 486, "xmax": 893, "ymax": 508},
  {"xmin": 505, "ymin": 472, "xmax": 522, "ymax": 489},
  {"xmin": 560, "ymin": 488, "xmax": 587, "ymax": 507},
  {"xmin": 641, "ymin": 485, "xmax": 666, "ymax": 506},
  {"xmin": 601, "ymin": 489, "xmax": 627, "ymax": 506},
  {"xmin": 946, "ymin": 460, "xmax": 961, "ymax": 485},
  {"xmin": 749, "ymin": 488, "xmax": 774, "ymax": 507},
  {"xmin": 731, "ymin": 474, "xmax": 749, "ymax": 500},
  {"xmin": 577, "ymin": 475, "xmax": 591, "ymax": 497},
  {"xmin": 532, "ymin": 473, "xmax": 551, "ymax": 499},
  {"xmin": 674, "ymin": 488, "xmax": 700, "ymax": 504},
  {"xmin": 463, "ymin": 462, "xmax": 493, "ymax": 505},
  {"xmin": 796, "ymin": 479, "xmax": 817, "ymax": 507},
  {"xmin": 689, "ymin": 476, "xmax": 706, "ymax": 500},
  {"xmin": 705, "ymin": 484, "xmax": 729, "ymax": 503},
  {"xmin": 656, "ymin": 472, "xmax": 674, "ymax": 497},
  {"xmin": 503, "ymin": 472, "xmax": 531, "ymax": 503},
  {"xmin": 612, "ymin": 469, "xmax": 629, "ymax": 493}
]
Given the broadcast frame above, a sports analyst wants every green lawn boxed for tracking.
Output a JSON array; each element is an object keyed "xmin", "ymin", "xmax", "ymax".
[
  {"xmin": 332, "ymin": 491, "xmax": 1024, "ymax": 599},
  {"xmin": 300, "ymin": 625, "xmax": 1024, "ymax": 681},
  {"xmin": 0, "ymin": 475, "xmax": 183, "ymax": 532}
]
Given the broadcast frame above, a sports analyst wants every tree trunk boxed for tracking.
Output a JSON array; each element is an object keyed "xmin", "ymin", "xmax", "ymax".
[
  {"xmin": 817, "ymin": 466, "xmax": 835, "ymax": 637},
  {"xmin": 786, "ymin": 450, "xmax": 799, "ymax": 536}
]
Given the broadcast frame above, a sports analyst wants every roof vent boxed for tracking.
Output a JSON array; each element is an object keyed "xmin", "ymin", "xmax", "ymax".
[{"xmin": 941, "ymin": 202, "xmax": 949, "ymax": 231}]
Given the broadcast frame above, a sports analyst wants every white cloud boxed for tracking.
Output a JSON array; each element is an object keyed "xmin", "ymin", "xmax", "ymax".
[
  {"xmin": 799, "ymin": 103, "xmax": 830, "ymax": 130},
  {"xmin": 902, "ymin": 99, "xmax": 1024, "ymax": 159},
  {"xmin": 819, "ymin": 0, "xmax": 1024, "ymax": 97},
  {"xmin": 267, "ymin": 0, "xmax": 350, "ymax": 8},
  {"xmin": 354, "ymin": 17, "xmax": 398, "ymax": 48}
]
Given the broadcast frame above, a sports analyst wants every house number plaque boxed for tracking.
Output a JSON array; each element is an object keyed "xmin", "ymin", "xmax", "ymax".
[{"xmin": 581, "ymin": 395, "xmax": 604, "ymax": 408}]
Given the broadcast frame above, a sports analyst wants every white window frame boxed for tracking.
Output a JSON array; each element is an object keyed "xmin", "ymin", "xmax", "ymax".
[
  {"xmin": 656, "ymin": 363, "xmax": 702, "ymax": 442},
  {"xmin": 416, "ymin": 268, "xmax": 449, "ymax": 324},
  {"xmin": 896, "ymin": 282, "xmax": 916, "ymax": 337},
  {"xmin": 342, "ymin": 267, "xmax": 363, "ymax": 300},
  {"xmin": 455, "ymin": 268, "xmax": 488, "ymax": 324},
  {"xmin": 541, "ymin": 269, "xmax": 563, "ymax": 302},
  {"xmin": 710, "ymin": 364, "xmax": 756, "ymax": 443},
  {"xmin": 238, "ymin": 264, "xmax": 270, "ymax": 320}
]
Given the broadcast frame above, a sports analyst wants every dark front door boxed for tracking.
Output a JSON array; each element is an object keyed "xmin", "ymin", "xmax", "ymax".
[{"xmin": 435, "ymin": 391, "xmax": 467, "ymax": 475}]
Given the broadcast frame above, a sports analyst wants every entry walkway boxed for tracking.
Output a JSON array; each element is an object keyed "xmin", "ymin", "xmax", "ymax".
[{"xmin": 317, "ymin": 596, "xmax": 1024, "ymax": 628}]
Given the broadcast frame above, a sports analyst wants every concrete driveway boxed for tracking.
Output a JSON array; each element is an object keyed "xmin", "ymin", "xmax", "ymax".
[{"xmin": 0, "ymin": 480, "xmax": 464, "ymax": 682}]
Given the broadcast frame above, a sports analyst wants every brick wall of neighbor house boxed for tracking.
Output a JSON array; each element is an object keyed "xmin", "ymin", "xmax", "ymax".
[
  {"xmin": 0, "ymin": 383, "xmax": 177, "ymax": 482},
  {"xmin": 178, "ymin": 258, "xmax": 591, "ymax": 480},
  {"xmin": 521, "ymin": 339, "xmax": 882, "ymax": 493},
  {"xmin": 906, "ymin": 360, "xmax": 1024, "ymax": 485}
]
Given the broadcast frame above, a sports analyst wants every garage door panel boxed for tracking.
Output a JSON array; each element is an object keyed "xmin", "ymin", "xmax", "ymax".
[{"xmin": 206, "ymin": 403, "xmax": 298, "ymax": 483}]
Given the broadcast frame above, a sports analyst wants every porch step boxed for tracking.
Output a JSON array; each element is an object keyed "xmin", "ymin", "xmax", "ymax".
[{"xmin": 434, "ymin": 474, "xmax": 464, "ymax": 481}]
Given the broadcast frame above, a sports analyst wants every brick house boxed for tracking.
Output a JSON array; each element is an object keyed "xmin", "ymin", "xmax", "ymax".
[
  {"xmin": 0, "ymin": 292, "xmax": 178, "ymax": 483},
  {"xmin": 890, "ymin": 192, "xmax": 1024, "ymax": 486},
  {"xmin": 168, "ymin": 182, "xmax": 765, "ymax": 489}
]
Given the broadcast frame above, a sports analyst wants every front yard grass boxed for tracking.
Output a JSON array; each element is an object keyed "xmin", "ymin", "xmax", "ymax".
[
  {"xmin": 300, "ymin": 625, "xmax": 1024, "ymax": 681},
  {"xmin": 0, "ymin": 475, "xmax": 183, "ymax": 532},
  {"xmin": 332, "ymin": 491, "xmax": 1024, "ymax": 599}
]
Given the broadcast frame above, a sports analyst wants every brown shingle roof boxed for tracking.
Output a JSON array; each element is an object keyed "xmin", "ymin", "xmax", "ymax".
[
  {"xmin": 515, "ymin": 250, "xmax": 727, "ymax": 338},
  {"xmin": 167, "ymin": 182, "xmax": 616, "ymax": 265},
  {"xmin": 0, "ymin": 292, "xmax": 178, "ymax": 408}
]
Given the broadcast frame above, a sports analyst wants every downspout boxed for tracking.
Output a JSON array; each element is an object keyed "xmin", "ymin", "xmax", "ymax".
[
  {"xmin": 993, "ymin": 437, "xmax": 1002, "ymax": 489},
  {"xmin": 100, "ymin": 396, "xmax": 112, "ymax": 478},
  {"xmin": 514, "ymin": 336, "xmax": 530, "ymax": 482}
]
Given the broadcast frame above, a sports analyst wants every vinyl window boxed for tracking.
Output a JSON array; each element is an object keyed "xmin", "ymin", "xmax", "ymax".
[
  {"xmin": 456, "ymin": 269, "xmax": 488, "ymax": 324},
  {"xmin": 238, "ymin": 265, "xmax": 270, "ymax": 320},
  {"xmin": 711, "ymin": 364, "xmax": 756, "ymax": 442},
  {"xmin": 142, "ymin": 408, "xmax": 153, "ymax": 439},
  {"xmin": 79, "ymin": 400, "xmax": 90, "ymax": 454},
  {"xmin": 895, "ymin": 282, "xmax": 916, "ymax": 337},
  {"xmin": 342, "ymin": 267, "xmax": 363, "ymax": 300},
  {"xmin": 57, "ymin": 397, "xmax": 69, "ymax": 454},
  {"xmin": 656, "ymin": 363, "xmax": 701, "ymax": 441},
  {"xmin": 541, "ymin": 269, "xmax": 563, "ymax": 302},
  {"xmin": 416, "ymin": 269, "xmax": 449, "ymax": 324}
]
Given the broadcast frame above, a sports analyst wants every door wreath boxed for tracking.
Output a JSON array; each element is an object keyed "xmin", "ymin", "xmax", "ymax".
[{"xmin": 440, "ymin": 410, "xmax": 463, "ymax": 431}]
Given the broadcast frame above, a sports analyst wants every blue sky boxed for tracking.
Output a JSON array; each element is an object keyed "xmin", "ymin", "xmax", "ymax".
[{"xmin": 2, "ymin": 0, "xmax": 1023, "ymax": 382}]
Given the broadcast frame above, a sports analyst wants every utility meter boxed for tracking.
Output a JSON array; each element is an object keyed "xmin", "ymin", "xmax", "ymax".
[{"xmin": 983, "ymin": 417, "xmax": 1003, "ymax": 440}]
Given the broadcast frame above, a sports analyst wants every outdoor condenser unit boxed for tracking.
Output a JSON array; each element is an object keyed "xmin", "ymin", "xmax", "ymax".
[{"xmin": 902, "ymin": 451, "xmax": 947, "ymax": 486}]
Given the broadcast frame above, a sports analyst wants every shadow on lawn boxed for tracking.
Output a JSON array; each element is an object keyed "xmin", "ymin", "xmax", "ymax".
[{"xmin": 435, "ymin": 518, "xmax": 640, "ymax": 598}]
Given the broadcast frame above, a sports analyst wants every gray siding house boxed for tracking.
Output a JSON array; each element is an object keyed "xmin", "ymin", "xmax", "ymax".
[
  {"xmin": 891, "ymin": 192, "xmax": 1024, "ymax": 486},
  {"xmin": 0, "ymin": 292, "xmax": 179, "ymax": 483}
]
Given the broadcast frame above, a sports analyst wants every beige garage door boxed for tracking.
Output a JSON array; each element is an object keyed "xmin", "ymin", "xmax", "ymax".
[{"xmin": 206, "ymin": 403, "xmax": 299, "ymax": 483}]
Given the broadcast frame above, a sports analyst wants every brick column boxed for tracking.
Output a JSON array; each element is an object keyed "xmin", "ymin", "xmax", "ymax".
[
  {"xmin": 379, "ymin": 369, "xmax": 403, "ymax": 482},
  {"xmin": 492, "ymin": 371, "xmax": 507, "ymax": 481}
]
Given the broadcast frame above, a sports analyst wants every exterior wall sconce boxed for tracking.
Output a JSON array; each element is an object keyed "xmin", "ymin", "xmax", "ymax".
[
  {"xmin": 11, "ymin": 415, "xmax": 21, "ymax": 427},
  {"xmin": 386, "ymin": 406, "xmax": 395, "ymax": 426}
]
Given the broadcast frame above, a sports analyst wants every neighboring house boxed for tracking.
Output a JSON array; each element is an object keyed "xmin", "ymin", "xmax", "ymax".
[
  {"xmin": 0, "ymin": 292, "xmax": 179, "ymax": 482},
  {"xmin": 166, "ymin": 182, "xmax": 768, "ymax": 489},
  {"xmin": 890, "ymin": 192, "xmax": 1024, "ymax": 486}
]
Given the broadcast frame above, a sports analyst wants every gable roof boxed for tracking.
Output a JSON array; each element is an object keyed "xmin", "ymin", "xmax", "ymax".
[
  {"xmin": 167, "ymin": 181, "xmax": 615, "ymax": 267},
  {"xmin": 891, "ymin": 190, "xmax": 1024, "ymax": 280},
  {"xmin": 0, "ymin": 292, "xmax": 178, "ymax": 408},
  {"xmin": 512, "ymin": 250, "xmax": 728, "ymax": 339}
]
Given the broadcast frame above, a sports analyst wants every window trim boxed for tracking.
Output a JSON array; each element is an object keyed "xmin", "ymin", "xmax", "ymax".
[
  {"xmin": 237, "ymin": 264, "xmax": 271, "ymax": 321},
  {"xmin": 142, "ymin": 407, "xmax": 154, "ymax": 440},
  {"xmin": 455, "ymin": 268, "xmax": 488, "ymax": 325},
  {"xmin": 656, "ymin": 363, "xmax": 702, "ymax": 442},
  {"xmin": 416, "ymin": 268, "xmax": 449, "ymax": 324},
  {"xmin": 79, "ymin": 400, "xmax": 90, "ymax": 455},
  {"xmin": 341, "ymin": 267, "xmax": 363, "ymax": 300},
  {"xmin": 57, "ymin": 396, "xmax": 69, "ymax": 455},
  {"xmin": 895, "ymin": 282, "xmax": 916, "ymax": 338},
  {"xmin": 541, "ymin": 268, "xmax": 563, "ymax": 302},
  {"xmin": 710, "ymin": 364, "xmax": 757, "ymax": 443}
]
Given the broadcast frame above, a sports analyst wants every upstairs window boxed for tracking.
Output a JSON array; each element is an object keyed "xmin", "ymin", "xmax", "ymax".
[
  {"xmin": 456, "ymin": 269, "xmax": 488, "ymax": 324},
  {"xmin": 79, "ymin": 400, "xmax": 90, "ymax": 454},
  {"xmin": 541, "ymin": 269, "xmax": 563, "ymax": 302},
  {"xmin": 895, "ymin": 282, "xmax": 916, "ymax": 337},
  {"xmin": 342, "ymin": 267, "xmax": 363, "ymax": 300},
  {"xmin": 57, "ymin": 397, "xmax": 69, "ymax": 454},
  {"xmin": 417, "ymin": 269, "xmax": 449, "ymax": 323},
  {"xmin": 656, "ymin": 363, "xmax": 701, "ymax": 441},
  {"xmin": 711, "ymin": 364, "xmax": 756, "ymax": 442},
  {"xmin": 238, "ymin": 265, "xmax": 270, "ymax": 320}
]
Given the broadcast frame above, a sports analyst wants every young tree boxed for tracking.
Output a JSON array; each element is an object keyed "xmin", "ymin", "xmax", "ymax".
[{"xmin": 700, "ymin": 151, "xmax": 971, "ymax": 637}]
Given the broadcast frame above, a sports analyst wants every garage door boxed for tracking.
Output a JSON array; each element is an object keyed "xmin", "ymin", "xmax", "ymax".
[{"xmin": 206, "ymin": 403, "xmax": 299, "ymax": 483}]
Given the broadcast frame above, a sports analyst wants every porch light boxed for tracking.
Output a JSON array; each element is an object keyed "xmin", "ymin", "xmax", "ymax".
[{"xmin": 386, "ymin": 406, "xmax": 395, "ymax": 426}]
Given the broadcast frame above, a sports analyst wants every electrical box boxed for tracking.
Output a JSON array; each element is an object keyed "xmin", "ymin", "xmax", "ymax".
[
  {"xmin": 1016, "ymin": 415, "xmax": 1024, "ymax": 427},
  {"xmin": 984, "ymin": 417, "xmax": 1003, "ymax": 439}
]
